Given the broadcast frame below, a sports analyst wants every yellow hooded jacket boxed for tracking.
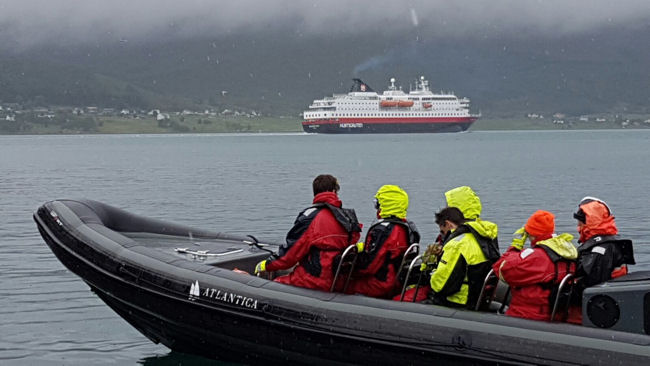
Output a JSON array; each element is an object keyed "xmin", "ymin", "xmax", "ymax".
[
  {"xmin": 375, "ymin": 185, "xmax": 408, "ymax": 219},
  {"xmin": 430, "ymin": 187, "xmax": 499, "ymax": 307},
  {"xmin": 537, "ymin": 233, "xmax": 578, "ymax": 261}
]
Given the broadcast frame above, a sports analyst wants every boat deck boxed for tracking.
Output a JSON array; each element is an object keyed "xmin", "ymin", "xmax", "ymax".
[{"xmin": 121, "ymin": 232, "xmax": 271, "ymax": 269}]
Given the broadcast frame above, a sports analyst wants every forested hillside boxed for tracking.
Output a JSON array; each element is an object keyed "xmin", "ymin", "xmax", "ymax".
[{"xmin": 2, "ymin": 26, "xmax": 649, "ymax": 117}]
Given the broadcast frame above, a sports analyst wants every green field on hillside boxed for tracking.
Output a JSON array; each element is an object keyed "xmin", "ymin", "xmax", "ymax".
[
  {"xmin": 2, "ymin": 114, "xmax": 647, "ymax": 135},
  {"xmin": 95, "ymin": 116, "xmax": 302, "ymax": 134}
]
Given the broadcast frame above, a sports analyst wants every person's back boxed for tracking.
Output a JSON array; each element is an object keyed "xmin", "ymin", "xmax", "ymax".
[
  {"xmin": 494, "ymin": 210, "xmax": 577, "ymax": 321},
  {"xmin": 429, "ymin": 187, "xmax": 499, "ymax": 308},
  {"xmin": 255, "ymin": 175, "xmax": 362, "ymax": 292},
  {"xmin": 347, "ymin": 185, "xmax": 420, "ymax": 298}
]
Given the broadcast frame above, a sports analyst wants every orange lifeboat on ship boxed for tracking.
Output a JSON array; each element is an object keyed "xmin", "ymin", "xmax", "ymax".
[
  {"xmin": 380, "ymin": 100, "xmax": 399, "ymax": 108},
  {"xmin": 422, "ymin": 102, "xmax": 432, "ymax": 109},
  {"xmin": 397, "ymin": 100, "xmax": 414, "ymax": 107}
]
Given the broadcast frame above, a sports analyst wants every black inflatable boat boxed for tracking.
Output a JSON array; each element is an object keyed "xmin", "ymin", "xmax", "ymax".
[{"xmin": 34, "ymin": 199, "xmax": 650, "ymax": 365}]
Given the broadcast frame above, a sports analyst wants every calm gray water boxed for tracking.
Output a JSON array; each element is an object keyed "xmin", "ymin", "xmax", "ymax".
[{"xmin": 2, "ymin": 130, "xmax": 650, "ymax": 365}]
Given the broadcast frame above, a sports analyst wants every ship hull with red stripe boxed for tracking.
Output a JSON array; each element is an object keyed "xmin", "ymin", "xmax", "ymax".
[{"xmin": 302, "ymin": 117, "xmax": 477, "ymax": 134}]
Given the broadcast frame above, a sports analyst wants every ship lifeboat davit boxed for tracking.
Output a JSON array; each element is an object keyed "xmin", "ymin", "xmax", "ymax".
[
  {"xmin": 397, "ymin": 100, "xmax": 414, "ymax": 107},
  {"xmin": 380, "ymin": 100, "xmax": 399, "ymax": 108},
  {"xmin": 422, "ymin": 102, "xmax": 432, "ymax": 109}
]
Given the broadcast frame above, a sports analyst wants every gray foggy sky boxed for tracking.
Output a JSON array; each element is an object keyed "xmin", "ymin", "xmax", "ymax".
[{"xmin": 2, "ymin": 0, "xmax": 650, "ymax": 48}]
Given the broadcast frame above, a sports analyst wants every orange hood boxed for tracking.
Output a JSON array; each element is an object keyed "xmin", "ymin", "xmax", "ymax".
[{"xmin": 576, "ymin": 199, "xmax": 618, "ymax": 242}]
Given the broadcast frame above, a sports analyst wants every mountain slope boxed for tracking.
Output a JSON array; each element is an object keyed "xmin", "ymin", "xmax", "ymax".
[{"xmin": 1, "ymin": 26, "xmax": 649, "ymax": 116}]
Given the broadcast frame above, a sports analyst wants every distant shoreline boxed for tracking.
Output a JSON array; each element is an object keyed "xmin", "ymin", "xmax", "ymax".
[{"xmin": 2, "ymin": 115, "xmax": 649, "ymax": 135}]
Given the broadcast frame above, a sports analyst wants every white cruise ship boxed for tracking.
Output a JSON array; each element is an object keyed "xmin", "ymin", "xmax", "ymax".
[{"xmin": 302, "ymin": 76, "xmax": 479, "ymax": 133}]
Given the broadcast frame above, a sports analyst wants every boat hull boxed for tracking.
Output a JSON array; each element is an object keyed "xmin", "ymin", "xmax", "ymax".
[
  {"xmin": 34, "ymin": 199, "xmax": 650, "ymax": 365},
  {"xmin": 302, "ymin": 118, "xmax": 476, "ymax": 134},
  {"xmin": 33, "ymin": 202, "xmax": 494, "ymax": 365}
]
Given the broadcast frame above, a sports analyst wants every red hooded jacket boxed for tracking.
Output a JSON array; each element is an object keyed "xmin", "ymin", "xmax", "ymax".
[
  {"xmin": 267, "ymin": 191, "xmax": 361, "ymax": 292},
  {"xmin": 493, "ymin": 237, "xmax": 575, "ymax": 321},
  {"xmin": 346, "ymin": 220, "xmax": 411, "ymax": 298}
]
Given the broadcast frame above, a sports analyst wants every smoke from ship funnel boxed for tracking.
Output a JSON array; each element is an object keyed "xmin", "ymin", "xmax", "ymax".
[
  {"xmin": 353, "ymin": 55, "xmax": 391, "ymax": 76},
  {"xmin": 352, "ymin": 42, "xmax": 420, "ymax": 76}
]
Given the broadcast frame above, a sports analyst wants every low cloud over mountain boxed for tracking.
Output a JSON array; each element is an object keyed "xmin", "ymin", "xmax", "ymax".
[
  {"xmin": 1, "ymin": 1, "xmax": 649, "ymax": 116},
  {"xmin": 3, "ymin": 0, "xmax": 650, "ymax": 48}
]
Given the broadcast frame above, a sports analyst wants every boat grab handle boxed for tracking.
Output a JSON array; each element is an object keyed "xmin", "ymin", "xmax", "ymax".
[{"xmin": 175, "ymin": 247, "xmax": 244, "ymax": 258}]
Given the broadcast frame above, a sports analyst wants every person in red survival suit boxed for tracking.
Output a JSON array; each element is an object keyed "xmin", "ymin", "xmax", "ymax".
[
  {"xmin": 567, "ymin": 197, "xmax": 635, "ymax": 324},
  {"xmin": 254, "ymin": 174, "xmax": 362, "ymax": 292},
  {"xmin": 493, "ymin": 210, "xmax": 577, "ymax": 321},
  {"xmin": 346, "ymin": 185, "xmax": 420, "ymax": 298}
]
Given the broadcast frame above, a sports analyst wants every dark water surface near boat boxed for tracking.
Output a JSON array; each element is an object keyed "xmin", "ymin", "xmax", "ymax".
[{"xmin": 2, "ymin": 130, "xmax": 650, "ymax": 365}]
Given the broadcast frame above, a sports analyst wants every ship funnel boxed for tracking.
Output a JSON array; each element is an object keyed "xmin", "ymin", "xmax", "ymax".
[{"xmin": 350, "ymin": 78, "xmax": 374, "ymax": 92}]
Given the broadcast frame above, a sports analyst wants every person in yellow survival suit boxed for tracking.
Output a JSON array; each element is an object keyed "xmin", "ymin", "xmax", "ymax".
[{"xmin": 428, "ymin": 186, "xmax": 500, "ymax": 308}]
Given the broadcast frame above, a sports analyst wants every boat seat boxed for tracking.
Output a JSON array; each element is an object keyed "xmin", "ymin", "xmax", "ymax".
[
  {"xmin": 397, "ymin": 243, "xmax": 420, "ymax": 283},
  {"xmin": 497, "ymin": 286, "xmax": 511, "ymax": 314},
  {"xmin": 398, "ymin": 253, "xmax": 424, "ymax": 302},
  {"xmin": 331, "ymin": 244, "xmax": 359, "ymax": 292},
  {"xmin": 474, "ymin": 269, "xmax": 499, "ymax": 311},
  {"xmin": 550, "ymin": 273, "xmax": 576, "ymax": 322}
]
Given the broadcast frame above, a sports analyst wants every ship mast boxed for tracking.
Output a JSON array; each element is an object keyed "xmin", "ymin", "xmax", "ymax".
[{"xmin": 419, "ymin": 76, "xmax": 430, "ymax": 92}]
